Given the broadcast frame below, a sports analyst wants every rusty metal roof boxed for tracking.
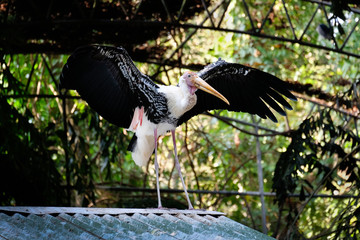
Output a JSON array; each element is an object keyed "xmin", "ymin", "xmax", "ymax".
[{"xmin": 0, "ymin": 207, "xmax": 273, "ymax": 239}]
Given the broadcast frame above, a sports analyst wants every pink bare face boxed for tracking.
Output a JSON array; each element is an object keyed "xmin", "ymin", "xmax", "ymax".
[{"xmin": 182, "ymin": 71, "xmax": 198, "ymax": 95}]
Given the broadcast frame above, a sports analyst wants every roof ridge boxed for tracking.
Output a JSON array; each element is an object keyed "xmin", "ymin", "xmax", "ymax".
[{"xmin": 0, "ymin": 206, "xmax": 226, "ymax": 216}]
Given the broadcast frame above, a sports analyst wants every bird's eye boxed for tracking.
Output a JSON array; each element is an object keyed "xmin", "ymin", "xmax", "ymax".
[{"xmin": 187, "ymin": 74, "xmax": 191, "ymax": 78}]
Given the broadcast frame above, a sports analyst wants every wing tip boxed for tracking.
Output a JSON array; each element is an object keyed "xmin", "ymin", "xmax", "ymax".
[
  {"xmin": 286, "ymin": 92, "xmax": 298, "ymax": 102},
  {"xmin": 267, "ymin": 115, "xmax": 278, "ymax": 123},
  {"xmin": 290, "ymin": 96, "xmax": 298, "ymax": 102},
  {"xmin": 59, "ymin": 63, "xmax": 72, "ymax": 90},
  {"xmin": 278, "ymin": 111, "xmax": 287, "ymax": 117},
  {"xmin": 284, "ymin": 106, "xmax": 293, "ymax": 111}
]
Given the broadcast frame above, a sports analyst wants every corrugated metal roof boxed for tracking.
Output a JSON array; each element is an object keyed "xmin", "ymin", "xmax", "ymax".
[{"xmin": 0, "ymin": 207, "xmax": 274, "ymax": 239}]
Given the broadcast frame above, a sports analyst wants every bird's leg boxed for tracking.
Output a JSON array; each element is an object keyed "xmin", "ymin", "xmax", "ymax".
[
  {"xmin": 171, "ymin": 130, "xmax": 194, "ymax": 210},
  {"xmin": 154, "ymin": 128, "xmax": 162, "ymax": 208}
]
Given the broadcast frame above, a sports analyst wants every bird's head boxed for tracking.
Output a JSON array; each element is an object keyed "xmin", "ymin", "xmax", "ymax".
[{"xmin": 180, "ymin": 71, "xmax": 230, "ymax": 105}]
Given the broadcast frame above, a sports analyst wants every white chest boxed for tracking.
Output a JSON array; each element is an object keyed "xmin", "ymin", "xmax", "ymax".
[
  {"xmin": 128, "ymin": 85, "xmax": 196, "ymax": 138},
  {"xmin": 158, "ymin": 85, "xmax": 196, "ymax": 119}
]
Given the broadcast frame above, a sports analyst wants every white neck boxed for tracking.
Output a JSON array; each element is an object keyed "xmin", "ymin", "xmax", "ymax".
[{"xmin": 158, "ymin": 84, "xmax": 197, "ymax": 119}]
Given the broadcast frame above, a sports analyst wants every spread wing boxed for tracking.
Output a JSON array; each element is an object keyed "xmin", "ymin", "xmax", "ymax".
[
  {"xmin": 60, "ymin": 45, "xmax": 167, "ymax": 127},
  {"xmin": 177, "ymin": 59, "xmax": 296, "ymax": 125}
]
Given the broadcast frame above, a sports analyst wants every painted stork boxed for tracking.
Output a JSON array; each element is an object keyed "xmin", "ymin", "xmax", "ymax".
[{"xmin": 60, "ymin": 45, "xmax": 296, "ymax": 209}]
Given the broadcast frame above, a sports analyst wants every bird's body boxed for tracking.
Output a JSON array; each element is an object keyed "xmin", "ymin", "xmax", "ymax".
[
  {"xmin": 129, "ymin": 84, "xmax": 196, "ymax": 166},
  {"xmin": 60, "ymin": 45, "xmax": 296, "ymax": 209}
]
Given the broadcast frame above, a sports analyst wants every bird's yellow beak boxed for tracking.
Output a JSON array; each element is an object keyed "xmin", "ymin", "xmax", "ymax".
[{"xmin": 193, "ymin": 76, "xmax": 230, "ymax": 105}]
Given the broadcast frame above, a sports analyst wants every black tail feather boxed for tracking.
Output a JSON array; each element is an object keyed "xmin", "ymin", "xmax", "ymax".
[{"xmin": 127, "ymin": 134, "xmax": 137, "ymax": 152}]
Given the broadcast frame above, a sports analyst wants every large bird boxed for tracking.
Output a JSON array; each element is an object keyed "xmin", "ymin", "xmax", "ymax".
[{"xmin": 60, "ymin": 45, "xmax": 296, "ymax": 209}]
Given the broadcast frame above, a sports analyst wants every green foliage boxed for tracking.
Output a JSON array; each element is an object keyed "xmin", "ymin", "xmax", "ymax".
[
  {"xmin": 273, "ymin": 109, "xmax": 360, "ymax": 203},
  {"xmin": 0, "ymin": 64, "xmax": 66, "ymax": 205},
  {"xmin": 0, "ymin": 95, "xmax": 65, "ymax": 205},
  {"xmin": 272, "ymin": 107, "xmax": 360, "ymax": 238}
]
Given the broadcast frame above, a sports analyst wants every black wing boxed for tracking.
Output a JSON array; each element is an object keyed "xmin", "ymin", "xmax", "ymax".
[
  {"xmin": 60, "ymin": 45, "xmax": 168, "ymax": 127},
  {"xmin": 177, "ymin": 59, "xmax": 296, "ymax": 125}
]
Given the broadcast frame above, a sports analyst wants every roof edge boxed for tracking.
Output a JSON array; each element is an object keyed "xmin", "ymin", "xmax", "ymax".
[{"xmin": 0, "ymin": 206, "xmax": 226, "ymax": 216}]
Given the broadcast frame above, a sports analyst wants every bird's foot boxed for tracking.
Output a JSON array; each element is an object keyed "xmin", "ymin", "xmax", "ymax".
[{"xmin": 156, "ymin": 206, "xmax": 169, "ymax": 210}]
